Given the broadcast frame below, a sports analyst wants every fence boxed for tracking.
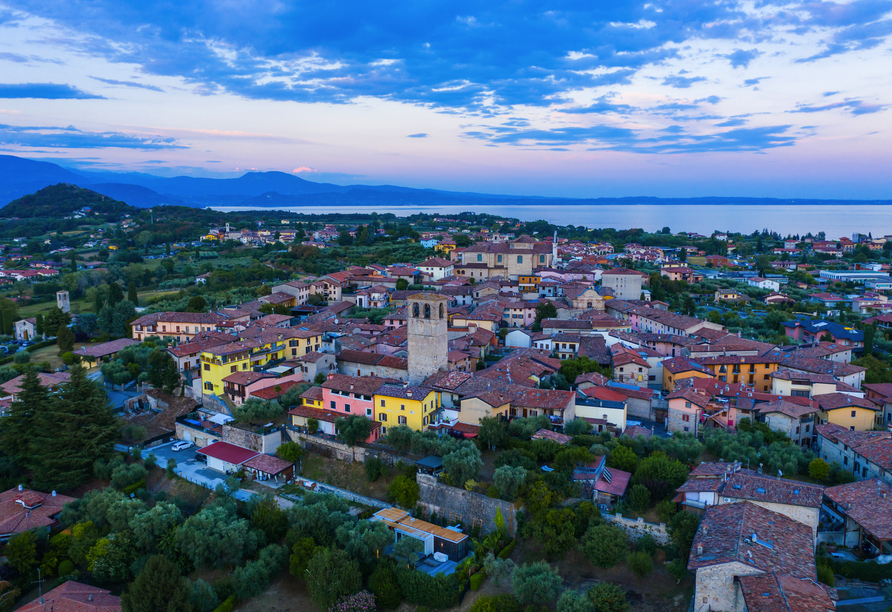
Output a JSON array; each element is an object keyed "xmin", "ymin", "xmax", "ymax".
[{"xmin": 602, "ymin": 514, "xmax": 670, "ymax": 545}]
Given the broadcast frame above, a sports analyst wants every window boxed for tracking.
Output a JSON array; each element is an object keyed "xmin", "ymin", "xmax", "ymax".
[
  {"xmin": 851, "ymin": 410, "xmax": 857, "ymax": 418},
  {"xmin": 424, "ymin": 304, "xmax": 431, "ymax": 318},
  {"xmin": 230, "ymin": 366, "xmax": 237, "ymax": 373},
  {"xmin": 477, "ymin": 254, "xmax": 483, "ymax": 262},
  {"xmin": 684, "ymin": 426, "xmax": 689, "ymax": 432},
  {"xmin": 381, "ymin": 399, "xmax": 385, "ymax": 407},
  {"xmin": 204, "ymin": 382, "xmax": 213, "ymax": 390},
  {"xmin": 366, "ymin": 408, "xmax": 372, "ymax": 416},
  {"xmin": 398, "ymin": 416, "xmax": 407, "ymax": 425},
  {"xmin": 682, "ymin": 414, "xmax": 690, "ymax": 422},
  {"xmin": 345, "ymin": 403, "xmax": 351, "ymax": 413},
  {"xmin": 330, "ymin": 401, "xmax": 336, "ymax": 410},
  {"xmin": 412, "ymin": 303, "xmax": 419, "ymax": 317},
  {"xmin": 540, "ymin": 255, "xmax": 545, "ymax": 262},
  {"xmin": 401, "ymin": 404, "xmax": 405, "ymax": 411},
  {"xmin": 204, "ymin": 364, "xmax": 210, "ymax": 371},
  {"xmin": 380, "ymin": 413, "xmax": 387, "ymax": 422},
  {"xmin": 497, "ymin": 255, "xmax": 502, "ymax": 263},
  {"xmin": 685, "ymin": 402, "xmax": 691, "ymax": 408}
]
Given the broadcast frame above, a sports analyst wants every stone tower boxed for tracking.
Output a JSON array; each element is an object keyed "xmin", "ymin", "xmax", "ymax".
[
  {"xmin": 407, "ymin": 293, "xmax": 448, "ymax": 386},
  {"xmin": 56, "ymin": 290, "xmax": 70, "ymax": 314}
]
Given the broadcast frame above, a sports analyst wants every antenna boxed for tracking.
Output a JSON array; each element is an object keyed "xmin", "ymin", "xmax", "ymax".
[{"xmin": 32, "ymin": 567, "xmax": 44, "ymax": 598}]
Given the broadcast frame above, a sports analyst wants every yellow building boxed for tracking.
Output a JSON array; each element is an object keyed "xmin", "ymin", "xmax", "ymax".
[
  {"xmin": 816, "ymin": 393, "xmax": 881, "ymax": 431},
  {"xmin": 200, "ymin": 339, "xmax": 286, "ymax": 396},
  {"xmin": 694, "ymin": 356, "xmax": 780, "ymax": 392},
  {"xmin": 435, "ymin": 239, "xmax": 457, "ymax": 255},
  {"xmin": 374, "ymin": 385, "xmax": 438, "ymax": 433},
  {"xmin": 518, "ymin": 275, "xmax": 540, "ymax": 293},
  {"xmin": 662, "ymin": 356, "xmax": 713, "ymax": 392}
]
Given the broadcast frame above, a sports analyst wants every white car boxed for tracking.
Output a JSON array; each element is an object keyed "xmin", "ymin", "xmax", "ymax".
[{"xmin": 171, "ymin": 441, "xmax": 193, "ymax": 452}]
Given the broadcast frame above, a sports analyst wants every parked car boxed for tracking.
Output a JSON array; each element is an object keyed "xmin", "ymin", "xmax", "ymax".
[
  {"xmin": 829, "ymin": 551, "xmax": 858, "ymax": 562},
  {"xmin": 195, "ymin": 453, "xmax": 207, "ymax": 464},
  {"xmin": 171, "ymin": 441, "xmax": 193, "ymax": 452}
]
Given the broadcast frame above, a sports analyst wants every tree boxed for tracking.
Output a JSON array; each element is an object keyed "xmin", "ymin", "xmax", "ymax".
[
  {"xmin": 186, "ymin": 296, "xmax": 207, "ymax": 313},
  {"xmin": 607, "ymin": 445, "xmax": 638, "ymax": 473},
  {"xmin": 564, "ymin": 419, "xmax": 592, "ymax": 437},
  {"xmin": 442, "ymin": 444, "xmax": 483, "ymax": 487},
  {"xmin": 121, "ymin": 555, "xmax": 193, "ymax": 612},
  {"xmin": 250, "ymin": 495, "xmax": 289, "ymax": 543},
  {"xmin": 277, "ymin": 441, "xmax": 304, "ymax": 471},
  {"xmin": 130, "ymin": 501, "xmax": 183, "ymax": 553},
  {"xmin": 44, "ymin": 306, "xmax": 70, "ymax": 333},
  {"xmin": 627, "ymin": 550, "xmax": 653, "ymax": 578},
  {"xmin": 493, "ymin": 465, "xmax": 526, "ymax": 499},
  {"xmin": 290, "ymin": 536, "xmax": 322, "ymax": 578},
  {"xmin": 35, "ymin": 313, "xmax": 45, "ymax": 337},
  {"xmin": 384, "ymin": 425, "xmax": 415, "ymax": 454},
  {"xmin": 632, "ymin": 453, "xmax": 689, "ymax": 501},
  {"xmin": 108, "ymin": 282, "xmax": 124, "ymax": 307},
  {"xmin": 175, "ymin": 504, "xmax": 259, "ymax": 568},
  {"xmin": 534, "ymin": 301, "xmax": 558, "ymax": 330},
  {"xmin": 512, "ymin": 561, "xmax": 562, "ymax": 607},
  {"xmin": 0, "ymin": 369, "xmax": 50, "ymax": 470},
  {"xmin": 147, "ymin": 350, "xmax": 180, "ymax": 393},
  {"xmin": 369, "ymin": 563, "xmax": 403, "ymax": 609},
  {"xmin": 479, "ymin": 416, "xmax": 509, "ymax": 450},
  {"xmin": 395, "ymin": 278, "xmax": 409, "ymax": 291},
  {"xmin": 6, "ymin": 531, "xmax": 37, "ymax": 574},
  {"xmin": 306, "ymin": 548, "xmax": 362, "ymax": 611},
  {"xmin": 231, "ymin": 544, "xmax": 288, "ymax": 601},
  {"xmin": 335, "ymin": 415, "xmax": 373, "ymax": 459},
  {"xmin": 393, "ymin": 536, "xmax": 424, "ymax": 567},
  {"xmin": 127, "ymin": 281, "xmax": 139, "ymax": 305},
  {"xmin": 336, "ymin": 520, "xmax": 392, "ymax": 570},
  {"xmin": 628, "ymin": 484, "xmax": 651, "ymax": 512},
  {"xmin": 188, "ymin": 579, "xmax": 219, "ymax": 612},
  {"xmin": 337, "ymin": 230, "xmax": 354, "ymax": 246},
  {"xmin": 586, "ymin": 582, "xmax": 630, "ymax": 612},
  {"xmin": 34, "ymin": 363, "xmax": 118, "ymax": 491},
  {"xmin": 863, "ymin": 324, "xmax": 877, "ymax": 356},
  {"xmin": 530, "ymin": 508, "xmax": 577, "ymax": 559},
  {"xmin": 387, "ymin": 475, "xmax": 420, "ymax": 508},
  {"xmin": 579, "ymin": 524, "xmax": 628, "ymax": 568},
  {"xmin": 668, "ymin": 511, "xmax": 701, "ymax": 562},
  {"xmin": 809, "ymin": 457, "xmax": 831, "ymax": 481},
  {"xmin": 56, "ymin": 324, "xmax": 75, "ymax": 353}
]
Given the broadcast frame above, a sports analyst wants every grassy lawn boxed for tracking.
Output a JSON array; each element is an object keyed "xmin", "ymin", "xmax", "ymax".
[
  {"xmin": 27, "ymin": 343, "xmax": 84, "ymax": 371},
  {"xmin": 17, "ymin": 296, "xmax": 92, "ymax": 318}
]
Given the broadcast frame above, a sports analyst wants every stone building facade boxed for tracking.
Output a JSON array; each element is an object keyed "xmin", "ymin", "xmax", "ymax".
[{"xmin": 407, "ymin": 293, "xmax": 448, "ymax": 386}]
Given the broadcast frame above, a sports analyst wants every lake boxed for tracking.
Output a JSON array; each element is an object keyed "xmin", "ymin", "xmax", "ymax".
[{"xmin": 209, "ymin": 203, "xmax": 892, "ymax": 237}]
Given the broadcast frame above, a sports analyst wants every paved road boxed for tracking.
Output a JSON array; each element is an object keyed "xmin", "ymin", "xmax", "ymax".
[{"xmin": 146, "ymin": 442, "xmax": 255, "ymax": 502}]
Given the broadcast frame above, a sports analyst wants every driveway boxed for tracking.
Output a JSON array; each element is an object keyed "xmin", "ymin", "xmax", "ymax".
[{"xmin": 146, "ymin": 441, "xmax": 255, "ymax": 502}]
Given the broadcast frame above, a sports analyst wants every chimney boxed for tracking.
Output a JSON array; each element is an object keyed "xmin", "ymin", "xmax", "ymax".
[
  {"xmin": 89, "ymin": 594, "xmax": 94, "ymax": 602},
  {"xmin": 52, "ymin": 490, "xmax": 56, "ymax": 497},
  {"xmin": 17, "ymin": 484, "xmax": 22, "ymax": 491},
  {"xmin": 696, "ymin": 544, "xmax": 703, "ymax": 556}
]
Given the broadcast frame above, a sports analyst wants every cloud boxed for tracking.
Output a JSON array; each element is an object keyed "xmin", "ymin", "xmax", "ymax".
[
  {"xmin": 89, "ymin": 76, "xmax": 164, "ymax": 92},
  {"xmin": 407, "ymin": 133, "xmax": 428, "ymax": 138},
  {"xmin": 0, "ymin": 123, "xmax": 186, "ymax": 149},
  {"xmin": 662, "ymin": 74, "xmax": 707, "ymax": 89},
  {"xmin": 561, "ymin": 95, "xmax": 635, "ymax": 114},
  {"xmin": 463, "ymin": 120, "xmax": 797, "ymax": 153},
  {"xmin": 743, "ymin": 78, "xmax": 767, "ymax": 87},
  {"xmin": 0, "ymin": 83, "xmax": 105, "ymax": 99},
  {"xmin": 790, "ymin": 98, "xmax": 885, "ymax": 115},
  {"xmin": 722, "ymin": 48, "xmax": 762, "ymax": 68},
  {"xmin": 292, "ymin": 167, "xmax": 316, "ymax": 173},
  {"xmin": 0, "ymin": 52, "xmax": 63, "ymax": 64}
]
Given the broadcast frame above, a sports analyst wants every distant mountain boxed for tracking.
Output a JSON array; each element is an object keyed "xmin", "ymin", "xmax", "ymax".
[
  {"xmin": 0, "ymin": 155, "xmax": 890, "ymax": 211},
  {"xmin": 1, "ymin": 183, "xmax": 138, "ymax": 218}
]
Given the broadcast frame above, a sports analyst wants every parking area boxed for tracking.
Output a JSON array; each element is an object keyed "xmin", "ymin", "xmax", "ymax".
[{"xmin": 146, "ymin": 441, "xmax": 255, "ymax": 501}]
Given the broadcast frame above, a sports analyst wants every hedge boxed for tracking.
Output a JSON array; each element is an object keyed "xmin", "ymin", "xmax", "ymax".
[
  {"xmin": 826, "ymin": 558, "xmax": 892, "ymax": 584},
  {"xmin": 212, "ymin": 595, "xmax": 237, "ymax": 612},
  {"xmin": 469, "ymin": 573, "xmax": 484, "ymax": 591},
  {"xmin": 498, "ymin": 540, "xmax": 517, "ymax": 559},
  {"xmin": 121, "ymin": 479, "xmax": 146, "ymax": 496},
  {"xmin": 26, "ymin": 339, "xmax": 57, "ymax": 352}
]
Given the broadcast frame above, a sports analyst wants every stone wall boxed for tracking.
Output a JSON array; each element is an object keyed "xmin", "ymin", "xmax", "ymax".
[
  {"xmin": 693, "ymin": 561, "xmax": 759, "ymax": 612},
  {"xmin": 222, "ymin": 424, "xmax": 282, "ymax": 454},
  {"xmin": 602, "ymin": 514, "xmax": 670, "ymax": 545},
  {"xmin": 416, "ymin": 473, "xmax": 517, "ymax": 536},
  {"xmin": 285, "ymin": 429, "xmax": 406, "ymax": 466}
]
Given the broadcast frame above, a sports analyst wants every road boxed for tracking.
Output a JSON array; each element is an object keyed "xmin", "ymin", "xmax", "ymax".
[{"xmin": 146, "ymin": 441, "xmax": 255, "ymax": 502}]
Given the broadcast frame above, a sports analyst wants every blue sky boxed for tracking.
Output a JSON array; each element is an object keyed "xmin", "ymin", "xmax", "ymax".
[{"xmin": 0, "ymin": 0, "xmax": 889, "ymax": 198}]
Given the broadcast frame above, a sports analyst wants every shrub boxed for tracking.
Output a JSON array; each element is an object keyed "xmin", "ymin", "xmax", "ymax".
[
  {"xmin": 627, "ymin": 551, "xmax": 654, "ymax": 578},
  {"xmin": 368, "ymin": 563, "xmax": 402, "ymax": 609},
  {"xmin": 627, "ymin": 484, "xmax": 651, "ymax": 512},
  {"xmin": 470, "ymin": 572, "xmax": 484, "ymax": 590},
  {"xmin": 58, "ymin": 560, "xmax": 76, "ymax": 576},
  {"xmin": 587, "ymin": 582, "xmax": 629, "ymax": 612},
  {"xmin": 512, "ymin": 561, "xmax": 562, "ymax": 607},
  {"xmin": 144, "ymin": 454, "xmax": 157, "ymax": 469},
  {"xmin": 817, "ymin": 563, "xmax": 835, "ymax": 587},
  {"xmin": 365, "ymin": 457, "xmax": 386, "ymax": 482},
  {"xmin": 579, "ymin": 524, "xmax": 628, "ymax": 568},
  {"xmin": 635, "ymin": 534, "xmax": 657, "ymax": 556},
  {"xmin": 397, "ymin": 567, "xmax": 458, "ymax": 609},
  {"xmin": 212, "ymin": 595, "xmax": 236, "ymax": 612},
  {"xmin": 469, "ymin": 594, "xmax": 522, "ymax": 612},
  {"xmin": 809, "ymin": 458, "xmax": 831, "ymax": 481},
  {"xmin": 655, "ymin": 500, "xmax": 677, "ymax": 523},
  {"xmin": 329, "ymin": 590, "xmax": 376, "ymax": 612},
  {"xmin": 387, "ymin": 476, "xmax": 419, "ymax": 508},
  {"xmin": 499, "ymin": 539, "xmax": 517, "ymax": 559}
]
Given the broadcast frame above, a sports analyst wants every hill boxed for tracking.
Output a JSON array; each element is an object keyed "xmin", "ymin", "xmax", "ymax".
[{"xmin": 1, "ymin": 183, "xmax": 138, "ymax": 219}]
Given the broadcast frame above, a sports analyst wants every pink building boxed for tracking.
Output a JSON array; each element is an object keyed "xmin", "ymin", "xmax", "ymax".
[{"xmin": 320, "ymin": 374, "xmax": 388, "ymax": 443}]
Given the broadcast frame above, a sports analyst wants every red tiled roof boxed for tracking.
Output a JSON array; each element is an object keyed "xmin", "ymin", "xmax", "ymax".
[
  {"xmin": 17, "ymin": 581, "xmax": 121, "ymax": 612},
  {"xmin": 251, "ymin": 381, "xmax": 302, "ymax": 400},
  {"xmin": 824, "ymin": 478, "xmax": 892, "ymax": 540},
  {"xmin": 243, "ymin": 453, "xmax": 294, "ymax": 475},
  {"xmin": 196, "ymin": 441, "xmax": 259, "ymax": 465},
  {"xmin": 0, "ymin": 487, "xmax": 76, "ymax": 537},
  {"xmin": 737, "ymin": 572, "xmax": 835, "ymax": 612}
]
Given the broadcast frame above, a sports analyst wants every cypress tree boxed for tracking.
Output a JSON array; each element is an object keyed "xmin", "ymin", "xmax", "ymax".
[
  {"xmin": 35, "ymin": 314, "xmax": 44, "ymax": 337},
  {"xmin": 108, "ymin": 283, "xmax": 124, "ymax": 307},
  {"xmin": 127, "ymin": 282, "xmax": 139, "ymax": 306},
  {"xmin": 35, "ymin": 363, "xmax": 118, "ymax": 491},
  {"xmin": 93, "ymin": 290, "xmax": 104, "ymax": 314}
]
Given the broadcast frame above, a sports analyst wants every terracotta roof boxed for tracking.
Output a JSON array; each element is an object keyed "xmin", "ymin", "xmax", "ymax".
[
  {"xmin": 815, "ymin": 392, "xmax": 878, "ymax": 412},
  {"xmin": 575, "ymin": 371, "xmax": 610, "ymax": 386},
  {"xmin": 299, "ymin": 385, "xmax": 325, "ymax": 401},
  {"xmin": 337, "ymin": 349, "xmax": 384, "ymax": 365},
  {"xmin": 531, "ymin": 429, "xmax": 572, "ymax": 445},
  {"xmin": 755, "ymin": 399, "xmax": 820, "ymax": 419},
  {"xmin": 824, "ymin": 478, "xmax": 892, "ymax": 540},
  {"xmin": 375, "ymin": 384, "xmax": 433, "ymax": 400},
  {"xmin": 17, "ymin": 581, "xmax": 121, "ymax": 612},
  {"xmin": 222, "ymin": 371, "xmax": 275, "ymax": 386},
  {"xmin": 580, "ymin": 386, "xmax": 627, "ymax": 403},
  {"xmin": 737, "ymin": 572, "xmax": 835, "ymax": 612},
  {"xmin": 0, "ymin": 372, "xmax": 70, "ymax": 397},
  {"xmin": 251, "ymin": 380, "xmax": 303, "ymax": 400},
  {"xmin": 79, "ymin": 338, "xmax": 139, "ymax": 359},
  {"xmin": 666, "ymin": 388, "xmax": 712, "ymax": 408},
  {"xmin": 243, "ymin": 453, "xmax": 295, "ymax": 475},
  {"xmin": 662, "ymin": 356, "xmax": 710, "ymax": 374},
  {"xmin": 322, "ymin": 374, "xmax": 388, "ymax": 396},
  {"xmin": 688, "ymin": 502, "xmax": 816, "ymax": 578},
  {"xmin": 290, "ymin": 403, "xmax": 340, "ymax": 422},
  {"xmin": 723, "ymin": 472, "xmax": 824, "ymax": 509},
  {"xmin": 623, "ymin": 425, "xmax": 653, "ymax": 439},
  {"xmin": 0, "ymin": 487, "xmax": 77, "ymax": 537}
]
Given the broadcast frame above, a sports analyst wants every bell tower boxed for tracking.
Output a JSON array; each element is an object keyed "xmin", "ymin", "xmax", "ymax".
[{"xmin": 407, "ymin": 293, "xmax": 448, "ymax": 385}]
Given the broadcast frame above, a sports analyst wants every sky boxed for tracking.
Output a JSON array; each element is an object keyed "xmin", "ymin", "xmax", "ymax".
[{"xmin": 0, "ymin": 0, "xmax": 890, "ymax": 199}]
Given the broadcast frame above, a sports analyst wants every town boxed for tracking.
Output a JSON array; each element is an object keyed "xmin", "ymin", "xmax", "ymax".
[{"xmin": 0, "ymin": 184, "xmax": 890, "ymax": 612}]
